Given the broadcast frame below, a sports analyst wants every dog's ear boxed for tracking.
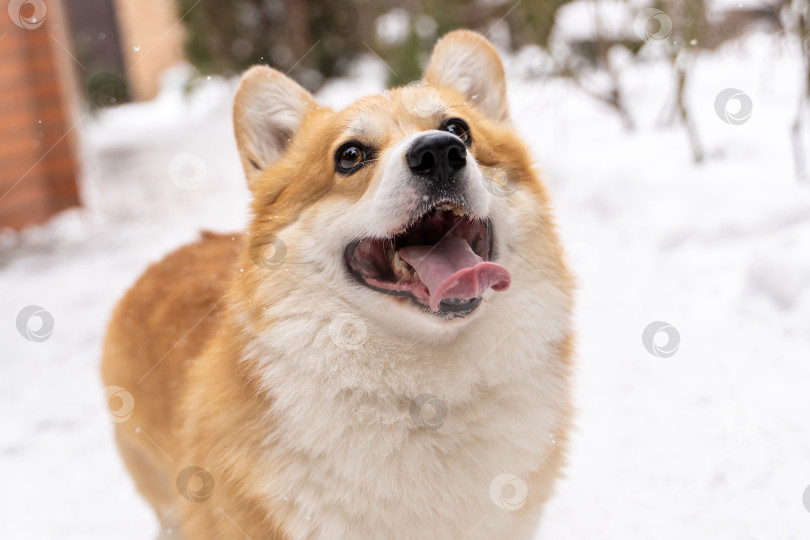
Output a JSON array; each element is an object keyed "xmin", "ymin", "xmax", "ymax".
[
  {"xmin": 233, "ymin": 66, "xmax": 317, "ymax": 188},
  {"xmin": 424, "ymin": 30, "xmax": 509, "ymax": 123}
]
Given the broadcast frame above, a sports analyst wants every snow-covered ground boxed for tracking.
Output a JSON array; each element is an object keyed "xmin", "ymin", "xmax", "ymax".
[{"xmin": 2, "ymin": 31, "xmax": 809, "ymax": 539}]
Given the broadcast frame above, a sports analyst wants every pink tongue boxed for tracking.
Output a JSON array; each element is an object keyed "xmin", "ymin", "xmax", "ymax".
[{"xmin": 398, "ymin": 236, "xmax": 511, "ymax": 312}]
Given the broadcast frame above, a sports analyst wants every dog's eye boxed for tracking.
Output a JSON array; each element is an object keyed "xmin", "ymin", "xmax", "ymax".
[
  {"xmin": 336, "ymin": 143, "xmax": 366, "ymax": 173},
  {"xmin": 442, "ymin": 119, "xmax": 471, "ymax": 146}
]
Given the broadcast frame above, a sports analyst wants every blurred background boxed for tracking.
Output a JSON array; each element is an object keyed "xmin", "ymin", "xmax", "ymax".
[{"xmin": 1, "ymin": 0, "xmax": 809, "ymax": 538}]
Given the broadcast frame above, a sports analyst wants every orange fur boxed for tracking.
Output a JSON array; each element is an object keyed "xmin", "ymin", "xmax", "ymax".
[{"xmin": 102, "ymin": 30, "xmax": 574, "ymax": 539}]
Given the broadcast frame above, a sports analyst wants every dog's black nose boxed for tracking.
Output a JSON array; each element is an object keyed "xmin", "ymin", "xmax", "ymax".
[{"xmin": 406, "ymin": 132, "xmax": 466, "ymax": 183}]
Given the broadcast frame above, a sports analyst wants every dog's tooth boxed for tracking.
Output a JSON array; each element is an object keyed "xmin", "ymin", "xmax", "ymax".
[
  {"xmin": 392, "ymin": 250, "xmax": 413, "ymax": 276},
  {"xmin": 436, "ymin": 203, "xmax": 467, "ymax": 216}
]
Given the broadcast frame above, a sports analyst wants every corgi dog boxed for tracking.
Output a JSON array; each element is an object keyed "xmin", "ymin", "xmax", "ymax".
[{"xmin": 102, "ymin": 30, "xmax": 574, "ymax": 540}]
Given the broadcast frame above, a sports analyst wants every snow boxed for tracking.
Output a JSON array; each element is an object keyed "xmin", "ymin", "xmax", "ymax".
[
  {"xmin": 551, "ymin": 0, "xmax": 637, "ymax": 42},
  {"xmin": 2, "ymin": 31, "xmax": 810, "ymax": 539}
]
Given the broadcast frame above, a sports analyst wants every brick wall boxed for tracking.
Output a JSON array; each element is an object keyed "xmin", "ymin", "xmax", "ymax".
[{"xmin": 0, "ymin": 0, "xmax": 80, "ymax": 230}]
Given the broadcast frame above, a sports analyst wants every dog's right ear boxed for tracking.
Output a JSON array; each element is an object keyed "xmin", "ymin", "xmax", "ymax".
[
  {"xmin": 424, "ymin": 30, "xmax": 509, "ymax": 123},
  {"xmin": 233, "ymin": 66, "xmax": 317, "ymax": 189}
]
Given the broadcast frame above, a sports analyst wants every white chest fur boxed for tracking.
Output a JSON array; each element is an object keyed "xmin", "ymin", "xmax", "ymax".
[{"xmin": 244, "ymin": 298, "xmax": 571, "ymax": 540}]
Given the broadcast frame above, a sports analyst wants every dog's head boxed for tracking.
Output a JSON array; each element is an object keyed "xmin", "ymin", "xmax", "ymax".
[{"xmin": 233, "ymin": 30, "xmax": 570, "ymax": 338}]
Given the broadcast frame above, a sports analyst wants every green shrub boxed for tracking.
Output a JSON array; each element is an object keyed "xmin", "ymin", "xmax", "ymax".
[{"xmin": 177, "ymin": 0, "xmax": 572, "ymax": 89}]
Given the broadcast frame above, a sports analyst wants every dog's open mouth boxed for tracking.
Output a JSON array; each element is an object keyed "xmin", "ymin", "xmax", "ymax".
[{"xmin": 345, "ymin": 203, "xmax": 511, "ymax": 315}]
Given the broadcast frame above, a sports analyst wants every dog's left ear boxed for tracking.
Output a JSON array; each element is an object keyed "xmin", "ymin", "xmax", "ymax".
[
  {"xmin": 233, "ymin": 66, "xmax": 318, "ymax": 189},
  {"xmin": 424, "ymin": 30, "xmax": 509, "ymax": 123}
]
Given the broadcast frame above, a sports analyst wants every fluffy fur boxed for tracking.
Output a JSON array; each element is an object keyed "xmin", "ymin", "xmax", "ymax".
[{"xmin": 102, "ymin": 30, "xmax": 575, "ymax": 539}]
